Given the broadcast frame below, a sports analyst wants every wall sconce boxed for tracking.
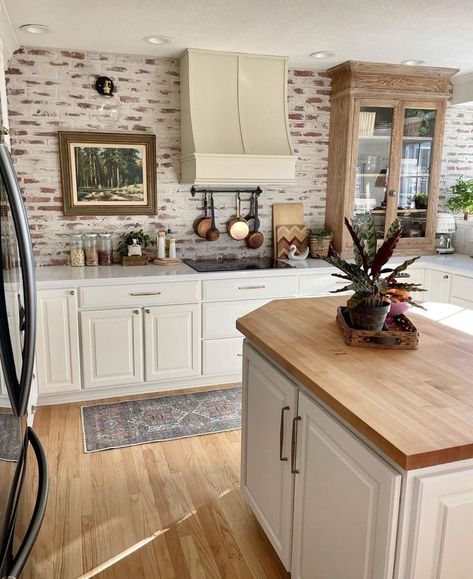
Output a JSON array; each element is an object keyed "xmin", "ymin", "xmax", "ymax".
[{"xmin": 95, "ymin": 76, "xmax": 114, "ymax": 97}]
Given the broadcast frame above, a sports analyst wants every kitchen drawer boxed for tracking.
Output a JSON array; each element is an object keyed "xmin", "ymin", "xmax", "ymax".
[
  {"xmin": 451, "ymin": 274, "xmax": 473, "ymax": 303},
  {"xmin": 299, "ymin": 273, "xmax": 350, "ymax": 296},
  {"xmin": 203, "ymin": 337, "xmax": 244, "ymax": 375},
  {"xmin": 203, "ymin": 275, "xmax": 297, "ymax": 302},
  {"xmin": 203, "ymin": 299, "xmax": 269, "ymax": 339},
  {"xmin": 450, "ymin": 296, "xmax": 473, "ymax": 310},
  {"xmin": 80, "ymin": 280, "xmax": 200, "ymax": 308}
]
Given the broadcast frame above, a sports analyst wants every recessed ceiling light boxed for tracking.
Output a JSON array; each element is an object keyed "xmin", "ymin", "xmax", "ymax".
[
  {"xmin": 143, "ymin": 35, "xmax": 174, "ymax": 45},
  {"xmin": 19, "ymin": 24, "xmax": 51, "ymax": 34},
  {"xmin": 401, "ymin": 59, "xmax": 427, "ymax": 66},
  {"xmin": 310, "ymin": 51, "xmax": 339, "ymax": 60}
]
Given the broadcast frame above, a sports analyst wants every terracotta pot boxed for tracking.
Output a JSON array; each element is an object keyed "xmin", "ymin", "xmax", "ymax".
[{"xmin": 348, "ymin": 303, "xmax": 390, "ymax": 331}]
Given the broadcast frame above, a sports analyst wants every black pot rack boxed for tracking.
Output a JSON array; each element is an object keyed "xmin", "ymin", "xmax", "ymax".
[{"xmin": 191, "ymin": 186, "xmax": 262, "ymax": 198}]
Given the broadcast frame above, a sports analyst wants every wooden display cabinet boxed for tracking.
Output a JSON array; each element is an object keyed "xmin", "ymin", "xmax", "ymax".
[{"xmin": 324, "ymin": 61, "xmax": 458, "ymax": 255}]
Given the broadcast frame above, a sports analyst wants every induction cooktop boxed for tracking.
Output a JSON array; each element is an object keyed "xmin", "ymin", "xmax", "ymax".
[{"xmin": 183, "ymin": 258, "xmax": 295, "ymax": 272}]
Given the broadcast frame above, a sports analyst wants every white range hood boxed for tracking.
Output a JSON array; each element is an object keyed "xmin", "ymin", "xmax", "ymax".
[{"xmin": 180, "ymin": 49, "xmax": 296, "ymax": 185}]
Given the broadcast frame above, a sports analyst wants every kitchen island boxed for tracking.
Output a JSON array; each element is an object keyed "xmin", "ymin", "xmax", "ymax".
[{"xmin": 237, "ymin": 297, "xmax": 473, "ymax": 579}]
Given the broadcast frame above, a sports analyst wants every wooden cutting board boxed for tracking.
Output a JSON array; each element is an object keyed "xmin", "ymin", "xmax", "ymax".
[
  {"xmin": 275, "ymin": 225, "xmax": 308, "ymax": 259},
  {"xmin": 272, "ymin": 203, "xmax": 304, "ymax": 255}
]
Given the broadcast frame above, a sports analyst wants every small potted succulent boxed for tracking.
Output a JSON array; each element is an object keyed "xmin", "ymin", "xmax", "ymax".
[
  {"xmin": 412, "ymin": 193, "xmax": 429, "ymax": 210},
  {"xmin": 447, "ymin": 177, "xmax": 473, "ymax": 220},
  {"xmin": 117, "ymin": 229, "xmax": 151, "ymax": 262},
  {"xmin": 309, "ymin": 229, "xmax": 332, "ymax": 258},
  {"xmin": 325, "ymin": 216, "xmax": 426, "ymax": 331}
]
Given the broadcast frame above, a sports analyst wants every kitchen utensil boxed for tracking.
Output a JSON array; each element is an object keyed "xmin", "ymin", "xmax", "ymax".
[
  {"xmin": 275, "ymin": 225, "xmax": 308, "ymax": 258},
  {"xmin": 227, "ymin": 193, "xmax": 249, "ymax": 240},
  {"xmin": 244, "ymin": 192, "xmax": 256, "ymax": 232},
  {"xmin": 206, "ymin": 193, "xmax": 220, "ymax": 241},
  {"xmin": 272, "ymin": 203, "xmax": 304, "ymax": 255},
  {"xmin": 246, "ymin": 194, "xmax": 264, "ymax": 249},
  {"xmin": 194, "ymin": 192, "xmax": 212, "ymax": 238}
]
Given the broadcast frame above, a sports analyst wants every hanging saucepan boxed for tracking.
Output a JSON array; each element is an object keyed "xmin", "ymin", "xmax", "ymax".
[
  {"xmin": 194, "ymin": 191, "xmax": 212, "ymax": 238},
  {"xmin": 244, "ymin": 192, "xmax": 256, "ymax": 232},
  {"xmin": 246, "ymin": 193, "xmax": 264, "ymax": 249},
  {"xmin": 227, "ymin": 193, "xmax": 249, "ymax": 241},
  {"xmin": 206, "ymin": 192, "xmax": 220, "ymax": 241}
]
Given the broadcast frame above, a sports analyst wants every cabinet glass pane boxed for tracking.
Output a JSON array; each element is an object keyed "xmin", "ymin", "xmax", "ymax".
[
  {"xmin": 354, "ymin": 107, "xmax": 393, "ymax": 239},
  {"xmin": 397, "ymin": 108, "xmax": 436, "ymax": 239}
]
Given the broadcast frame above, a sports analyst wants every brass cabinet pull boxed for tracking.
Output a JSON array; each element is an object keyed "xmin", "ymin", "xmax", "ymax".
[
  {"xmin": 291, "ymin": 416, "xmax": 301, "ymax": 474},
  {"xmin": 130, "ymin": 291, "xmax": 162, "ymax": 296},
  {"xmin": 279, "ymin": 406, "xmax": 290, "ymax": 461}
]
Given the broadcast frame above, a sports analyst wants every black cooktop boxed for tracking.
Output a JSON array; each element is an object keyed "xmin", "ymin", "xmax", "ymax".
[{"xmin": 183, "ymin": 258, "xmax": 295, "ymax": 272}]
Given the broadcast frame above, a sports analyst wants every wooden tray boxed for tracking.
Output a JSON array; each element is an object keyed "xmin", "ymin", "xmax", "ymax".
[
  {"xmin": 121, "ymin": 256, "xmax": 148, "ymax": 266},
  {"xmin": 336, "ymin": 307, "xmax": 419, "ymax": 350},
  {"xmin": 153, "ymin": 257, "xmax": 182, "ymax": 266}
]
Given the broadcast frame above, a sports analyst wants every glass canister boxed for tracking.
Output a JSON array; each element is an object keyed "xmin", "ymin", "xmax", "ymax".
[
  {"xmin": 70, "ymin": 234, "xmax": 85, "ymax": 267},
  {"xmin": 98, "ymin": 233, "xmax": 113, "ymax": 265},
  {"xmin": 83, "ymin": 233, "xmax": 99, "ymax": 266}
]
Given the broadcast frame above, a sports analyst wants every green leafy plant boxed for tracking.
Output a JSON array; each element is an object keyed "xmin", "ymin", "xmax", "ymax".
[
  {"xmin": 309, "ymin": 229, "xmax": 332, "ymax": 238},
  {"xmin": 405, "ymin": 110, "xmax": 433, "ymax": 136},
  {"xmin": 324, "ymin": 216, "xmax": 426, "ymax": 309},
  {"xmin": 447, "ymin": 177, "xmax": 473, "ymax": 219},
  {"xmin": 117, "ymin": 228, "xmax": 151, "ymax": 257},
  {"xmin": 412, "ymin": 193, "xmax": 429, "ymax": 209}
]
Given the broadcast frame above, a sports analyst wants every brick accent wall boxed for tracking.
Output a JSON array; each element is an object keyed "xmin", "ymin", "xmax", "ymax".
[
  {"xmin": 5, "ymin": 47, "xmax": 330, "ymax": 265},
  {"xmin": 6, "ymin": 47, "xmax": 473, "ymax": 264}
]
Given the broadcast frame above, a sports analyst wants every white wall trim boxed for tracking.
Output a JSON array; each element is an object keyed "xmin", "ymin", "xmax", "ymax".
[{"xmin": 0, "ymin": 0, "xmax": 19, "ymax": 65}]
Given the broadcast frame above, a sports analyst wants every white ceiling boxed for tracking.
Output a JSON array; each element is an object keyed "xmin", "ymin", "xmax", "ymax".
[{"xmin": 3, "ymin": 0, "xmax": 471, "ymax": 75}]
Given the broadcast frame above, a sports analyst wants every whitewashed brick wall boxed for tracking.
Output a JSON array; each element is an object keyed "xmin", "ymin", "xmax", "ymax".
[
  {"xmin": 6, "ymin": 47, "xmax": 473, "ymax": 263},
  {"xmin": 5, "ymin": 47, "xmax": 330, "ymax": 265}
]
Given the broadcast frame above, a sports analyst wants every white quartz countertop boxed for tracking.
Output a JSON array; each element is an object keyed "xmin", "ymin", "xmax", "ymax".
[{"xmin": 33, "ymin": 254, "xmax": 473, "ymax": 288}]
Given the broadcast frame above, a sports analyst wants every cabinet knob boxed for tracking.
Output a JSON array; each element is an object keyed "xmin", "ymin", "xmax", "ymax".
[
  {"xmin": 145, "ymin": 308, "xmax": 150, "ymax": 314},
  {"xmin": 1, "ymin": 127, "xmax": 8, "ymax": 136},
  {"xmin": 69, "ymin": 290, "xmax": 75, "ymax": 296},
  {"xmin": 443, "ymin": 275, "xmax": 449, "ymax": 279},
  {"xmin": 133, "ymin": 309, "xmax": 140, "ymax": 314}
]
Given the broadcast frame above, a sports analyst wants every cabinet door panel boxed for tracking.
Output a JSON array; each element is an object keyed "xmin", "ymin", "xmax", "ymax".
[
  {"xmin": 144, "ymin": 304, "xmax": 199, "ymax": 381},
  {"xmin": 81, "ymin": 308, "xmax": 143, "ymax": 388},
  {"xmin": 424, "ymin": 269, "xmax": 451, "ymax": 303},
  {"xmin": 36, "ymin": 289, "xmax": 81, "ymax": 394},
  {"xmin": 292, "ymin": 392, "xmax": 401, "ymax": 579},
  {"xmin": 242, "ymin": 344, "xmax": 297, "ymax": 570},
  {"xmin": 203, "ymin": 337, "xmax": 243, "ymax": 376},
  {"xmin": 406, "ymin": 468, "xmax": 473, "ymax": 579}
]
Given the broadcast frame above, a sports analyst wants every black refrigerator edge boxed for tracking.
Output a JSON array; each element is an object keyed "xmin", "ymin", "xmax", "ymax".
[{"xmin": 0, "ymin": 143, "xmax": 48, "ymax": 579}]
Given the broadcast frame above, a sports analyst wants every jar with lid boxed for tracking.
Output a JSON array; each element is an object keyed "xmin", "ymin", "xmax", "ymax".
[
  {"xmin": 83, "ymin": 234, "xmax": 99, "ymax": 266},
  {"xmin": 70, "ymin": 234, "xmax": 85, "ymax": 267},
  {"xmin": 98, "ymin": 233, "xmax": 113, "ymax": 265}
]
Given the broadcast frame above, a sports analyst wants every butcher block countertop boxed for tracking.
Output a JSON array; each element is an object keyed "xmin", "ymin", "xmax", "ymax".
[{"xmin": 236, "ymin": 296, "xmax": 473, "ymax": 470}]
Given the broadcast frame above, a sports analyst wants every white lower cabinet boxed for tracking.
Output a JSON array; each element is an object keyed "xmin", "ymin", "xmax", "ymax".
[
  {"xmin": 81, "ymin": 308, "xmax": 144, "ymax": 388},
  {"xmin": 203, "ymin": 337, "xmax": 243, "ymax": 375},
  {"xmin": 242, "ymin": 345, "xmax": 402, "ymax": 578},
  {"xmin": 424, "ymin": 269, "xmax": 452, "ymax": 303},
  {"xmin": 241, "ymin": 344, "xmax": 298, "ymax": 570},
  {"xmin": 291, "ymin": 392, "xmax": 401, "ymax": 579},
  {"xmin": 144, "ymin": 304, "xmax": 200, "ymax": 381},
  {"xmin": 36, "ymin": 289, "xmax": 81, "ymax": 394}
]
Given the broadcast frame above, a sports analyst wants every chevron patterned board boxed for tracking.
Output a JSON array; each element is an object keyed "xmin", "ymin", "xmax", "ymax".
[{"xmin": 275, "ymin": 225, "xmax": 308, "ymax": 258}]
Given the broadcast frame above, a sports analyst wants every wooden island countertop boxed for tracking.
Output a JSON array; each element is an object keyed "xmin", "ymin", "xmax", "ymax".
[{"xmin": 236, "ymin": 297, "xmax": 473, "ymax": 470}]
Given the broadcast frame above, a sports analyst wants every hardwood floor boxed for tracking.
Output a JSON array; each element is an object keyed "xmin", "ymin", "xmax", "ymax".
[{"xmin": 22, "ymin": 387, "xmax": 288, "ymax": 579}]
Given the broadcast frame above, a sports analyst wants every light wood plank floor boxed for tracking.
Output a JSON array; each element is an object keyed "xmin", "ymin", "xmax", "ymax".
[{"xmin": 22, "ymin": 387, "xmax": 288, "ymax": 579}]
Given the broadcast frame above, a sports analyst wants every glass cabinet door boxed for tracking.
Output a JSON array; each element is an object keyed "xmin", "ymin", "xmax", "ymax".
[
  {"xmin": 396, "ymin": 107, "xmax": 436, "ymax": 239},
  {"xmin": 354, "ymin": 106, "xmax": 394, "ymax": 239}
]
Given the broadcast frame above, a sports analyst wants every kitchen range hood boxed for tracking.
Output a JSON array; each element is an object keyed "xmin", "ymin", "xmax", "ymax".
[{"xmin": 180, "ymin": 49, "xmax": 296, "ymax": 185}]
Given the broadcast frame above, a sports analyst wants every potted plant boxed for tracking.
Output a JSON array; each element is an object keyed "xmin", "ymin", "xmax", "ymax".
[
  {"xmin": 117, "ymin": 229, "xmax": 151, "ymax": 261},
  {"xmin": 309, "ymin": 229, "xmax": 332, "ymax": 258},
  {"xmin": 447, "ymin": 177, "xmax": 473, "ymax": 220},
  {"xmin": 325, "ymin": 216, "xmax": 426, "ymax": 331},
  {"xmin": 412, "ymin": 193, "xmax": 429, "ymax": 210}
]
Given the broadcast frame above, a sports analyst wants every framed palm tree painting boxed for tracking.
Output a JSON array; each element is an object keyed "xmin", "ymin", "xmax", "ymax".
[{"xmin": 58, "ymin": 131, "xmax": 157, "ymax": 215}]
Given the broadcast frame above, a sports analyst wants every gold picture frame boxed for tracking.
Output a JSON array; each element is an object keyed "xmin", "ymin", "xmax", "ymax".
[{"xmin": 58, "ymin": 131, "xmax": 157, "ymax": 215}]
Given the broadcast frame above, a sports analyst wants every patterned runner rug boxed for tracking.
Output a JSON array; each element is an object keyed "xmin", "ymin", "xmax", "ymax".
[{"xmin": 81, "ymin": 386, "xmax": 242, "ymax": 452}]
